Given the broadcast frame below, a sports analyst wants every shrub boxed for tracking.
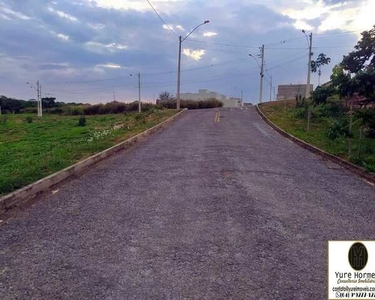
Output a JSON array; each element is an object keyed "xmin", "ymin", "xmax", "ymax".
[
  {"xmin": 78, "ymin": 116, "xmax": 86, "ymax": 126},
  {"xmin": 135, "ymin": 113, "xmax": 146, "ymax": 123},
  {"xmin": 25, "ymin": 116, "xmax": 33, "ymax": 123},
  {"xmin": 355, "ymin": 109, "xmax": 375, "ymax": 138},
  {"xmin": 294, "ymin": 107, "xmax": 308, "ymax": 119},
  {"xmin": 311, "ymin": 86, "xmax": 334, "ymax": 106},
  {"xmin": 0, "ymin": 115, "xmax": 8, "ymax": 125},
  {"xmin": 327, "ymin": 118, "xmax": 351, "ymax": 141},
  {"xmin": 295, "ymin": 94, "xmax": 306, "ymax": 108},
  {"xmin": 46, "ymin": 107, "xmax": 63, "ymax": 114},
  {"xmin": 158, "ymin": 98, "xmax": 223, "ymax": 110}
]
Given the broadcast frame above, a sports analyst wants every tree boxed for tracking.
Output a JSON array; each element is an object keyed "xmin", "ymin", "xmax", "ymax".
[
  {"xmin": 330, "ymin": 25, "xmax": 375, "ymax": 101},
  {"xmin": 342, "ymin": 25, "xmax": 375, "ymax": 73},
  {"xmin": 311, "ymin": 53, "xmax": 331, "ymax": 73},
  {"xmin": 311, "ymin": 53, "xmax": 331, "ymax": 86},
  {"xmin": 158, "ymin": 91, "xmax": 174, "ymax": 101},
  {"xmin": 330, "ymin": 65, "xmax": 354, "ymax": 99},
  {"xmin": 311, "ymin": 85, "xmax": 333, "ymax": 106},
  {"xmin": 41, "ymin": 97, "xmax": 57, "ymax": 108}
]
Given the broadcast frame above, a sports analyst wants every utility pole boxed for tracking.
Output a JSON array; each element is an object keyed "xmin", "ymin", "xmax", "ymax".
[
  {"xmin": 241, "ymin": 90, "xmax": 243, "ymax": 106},
  {"xmin": 318, "ymin": 69, "xmax": 322, "ymax": 86},
  {"xmin": 36, "ymin": 80, "xmax": 41, "ymax": 117},
  {"xmin": 39, "ymin": 84, "xmax": 43, "ymax": 117},
  {"xmin": 176, "ymin": 21, "xmax": 209, "ymax": 110},
  {"xmin": 138, "ymin": 72, "xmax": 141, "ymax": 113},
  {"xmin": 269, "ymin": 75, "xmax": 273, "ymax": 102},
  {"xmin": 259, "ymin": 44, "xmax": 265, "ymax": 104},
  {"xmin": 273, "ymin": 86, "xmax": 276, "ymax": 101},
  {"xmin": 113, "ymin": 91, "xmax": 116, "ymax": 102},
  {"xmin": 177, "ymin": 35, "xmax": 182, "ymax": 110},
  {"xmin": 306, "ymin": 32, "xmax": 313, "ymax": 98}
]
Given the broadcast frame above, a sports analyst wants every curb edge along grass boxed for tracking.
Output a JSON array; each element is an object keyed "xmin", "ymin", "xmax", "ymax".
[
  {"xmin": 0, "ymin": 109, "xmax": 187, "ymax": 214},
  {"xmin": 256, "ymin": 104, "xmax": 375, "ymax": 186}
]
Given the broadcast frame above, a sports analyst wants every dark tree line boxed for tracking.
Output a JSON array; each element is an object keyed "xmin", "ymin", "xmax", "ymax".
[
  {"xmin": 0, "ymin": 95, "xmax": 82, "ymax": 114},
  {"xmin": 312, "ymin": 25, "xmax": 375, "ymax": 105}
]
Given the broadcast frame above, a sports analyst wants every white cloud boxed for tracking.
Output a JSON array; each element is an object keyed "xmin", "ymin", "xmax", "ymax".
[
  {"xmin": 293, "ymin": 20, "xmax": 313, "ymax": 31},
  {"xmin": 162, "ymin": 24, "xmax": 175, "ymax": 31},
  {"xmin": 182, "ymin": 49, "xmax": 205, "ymax": 61},
  {"xmin": 49, "ymin": 31, "xmax": 70, "ymax": 41},
  {"xmin": 96, "ymin": 63, "xmax": 123, "ymax": 69},
  {"xmin": 176, "ymin": 25, "xmax": 185, "ymax": 31},
  {"xmin": 0, "ymin": 13, "xmax": 11, "ymax": 20},
  {"xmin": 85, "ymin": 42, "xmax": 128, "ymax": 53},
  {"xmin": 57, "ymin": 33, "xmax": 70, "ymax": 41},
  {"xmin": 88, "ymin": 23, "xmax": 105, "ymax": 30},
  {"xmin": 48, "ymin": 7, "xmax": 78, "ymax": 22},
  {"xmin": 0, "ymin": 5, "xmax": 30, "ymax": 20},
  {"xmin": 86, "ymin": 0, "xmax": 178, "ymax": 11},
  {"xmin": 203, "ymin": 32, "xmax": 217, "ymax": 37},
  {"xmin": 280, "ymin": 0, "xmax": 374, "ymax": 34},
  {"xmin": 318, "ymin": 0, "xmax": 375, "ymax": 33}
]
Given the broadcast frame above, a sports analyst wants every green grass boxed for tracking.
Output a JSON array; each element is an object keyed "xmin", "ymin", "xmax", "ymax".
[
  {"xmin": 0, "ymin": 110, "xmax": 177, "ymax": 196},
  {"xmin": 259, "ymin": 101, "xmax": 375, "ymax": 172}
]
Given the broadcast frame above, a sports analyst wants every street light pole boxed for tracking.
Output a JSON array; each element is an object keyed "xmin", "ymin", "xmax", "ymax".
[
  {"xmin": 39, "ymin": 84, "xmax": 43, "ymax": 117},
  {"xmin": 303, "ymin": 30, "xmax": 313, "ymax": 99},
  {"xmin": 138, "ymin": 72, "xmax": 141, "ymax": 113},
  {"xmin": 176, "ymin": 20, "xmax": 209, "ymax": 110},
  {"xmin": 177, "ymin": 36, "xmax": 182, "ymax": 110},
  {"xmin": 269, "ymin": 75, "xmax": 273, "ymax": 102},
  {"xmin": 130, "ymin": 73, "xmax": 142, "ymax": 113},
  {"xmin": 259, "ymin": 44, "xmax": 265, "ymax": 104}
]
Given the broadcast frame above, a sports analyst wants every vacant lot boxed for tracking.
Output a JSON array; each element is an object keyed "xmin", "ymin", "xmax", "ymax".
[
  {"xmin": 0, "ymin": 110, "xmax": 177, "ymax": 196},
  {"xmin": 259, "ymin": 100, "xmax": 375, "ymax": 172}
]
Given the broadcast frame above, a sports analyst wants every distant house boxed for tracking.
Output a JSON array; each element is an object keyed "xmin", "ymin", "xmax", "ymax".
[
  {"xmin": 277, "ymin": 84, "xmax": 314, "ymax": 100},
  {"xmin": 180, "ymin": 89, "xmax": 241, "ymax": 108}
]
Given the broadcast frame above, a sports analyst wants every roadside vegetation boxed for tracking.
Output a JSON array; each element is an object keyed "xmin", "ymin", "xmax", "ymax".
[
  {"xmin": 156, "ymin": 91, "xmax": 223, "ymax": 109},
  {"xmin": 260, "ymin": 25, "xmax": 375, "ymax": 173},
  {"xmin": 0, "ymin": 109, "xmax": 177, "ymax": 196}
]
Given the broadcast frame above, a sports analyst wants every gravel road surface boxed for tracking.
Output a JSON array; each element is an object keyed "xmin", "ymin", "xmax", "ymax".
[{"xmin": 1, "ymin": 107, "xmax": 374, "ymax": 299}]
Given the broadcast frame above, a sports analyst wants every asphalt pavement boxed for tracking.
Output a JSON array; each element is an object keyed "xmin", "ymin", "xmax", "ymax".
[{"xmin": 1, "ymin": 107, "xmax": 375, "ymax": 299}]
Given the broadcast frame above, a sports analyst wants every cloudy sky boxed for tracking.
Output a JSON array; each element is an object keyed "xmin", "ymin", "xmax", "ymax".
[{"xmin": 0, "ymin": 0, "xmax": 374, "ymax": 104}]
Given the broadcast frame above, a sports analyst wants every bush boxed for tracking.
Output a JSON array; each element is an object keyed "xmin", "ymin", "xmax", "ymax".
[
  {"xmin": 0, "ymin": 115, "xmax": 8, "ymax": 125},
  {"xmin": 77, "ymin": 116, "xmax": 86, "ymax": 127},
  {"xmin": 295, "ymin": 95, "xmax": 306, "ymax": 108},
  {"xmin": 355, "ymin": 109, "xmax": 375, "ymax": 138},
  {"xmin": 25, "ymin": 116, "xmax": 33, "ymax": 123},
  {"xmin": 45, "ymin": 107, "xmax": 63, "ymax": 114},
  {"xmin": 135, "ymin": 113, "xmax": 146, "ymax": 123},
  {"xmin": 294, "ymin": 107, "xmax": 308, "ymax": 119},
  {"xmin": 311, "ymin": 86, "xmax": 334, "ymax": 106},
  {"xmin": 158, "ymin": 98, "xmax": 223, "ymax": 110},
  {"xmin": 327, "ymin": 118, "xmax": 351, "ymax": 141}
]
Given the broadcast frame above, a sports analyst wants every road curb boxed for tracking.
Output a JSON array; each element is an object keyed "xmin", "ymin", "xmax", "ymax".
[
  {"xmin": 0, "ymin": 109, "xmax": 187, "ymax": 214},
  {"xmin": 256, "ymin": 104, "xmax": 375, "ymax": 185}
]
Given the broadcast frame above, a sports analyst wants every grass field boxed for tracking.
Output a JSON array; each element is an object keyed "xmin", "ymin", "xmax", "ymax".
[
  {"xmin": 0, "ymin": 110, "xmax": 177, "ymax": 196},
  {"xmin": 259, "ymin": 100, "xmax": 375, "ymax": 172}
]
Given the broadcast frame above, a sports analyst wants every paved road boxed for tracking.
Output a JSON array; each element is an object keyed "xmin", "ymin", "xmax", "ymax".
[{"xmin": 1, "ymin": 107, "xmax": 375, "ymax": 299}]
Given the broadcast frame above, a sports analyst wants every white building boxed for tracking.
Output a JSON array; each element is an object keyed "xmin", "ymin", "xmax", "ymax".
[
  {"xmin": 180, "ymin": 89, "xmax": 241, "ymax": 108},
  {"xmin": 277, "ymin": 84, "xmax": 314, "ymax": 100}
]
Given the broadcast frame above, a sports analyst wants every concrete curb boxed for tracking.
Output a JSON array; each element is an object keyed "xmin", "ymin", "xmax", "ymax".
[
  {"xmin": 256, "ymin": 104, "xmax": 375, "ymax": 185},
  {"xmin": 0, "ymin": 109, "xmax": 187, "ymax": 214}
]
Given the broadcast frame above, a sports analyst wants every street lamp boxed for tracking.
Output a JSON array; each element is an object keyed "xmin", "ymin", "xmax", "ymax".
[
  {"xmin": 176, "ymin": 20, "xmax": 209, "ymax": 110},
  {"xmin": 130, "ymin": 73, "xmax": 141, "ymax": 113},
  {"xmin": 27, "ymin": 81, "xmax": 42, "ymax": 117},
  {"xmin": 302, "ymin": 29, "xmax": 313, "ymax": 98}
]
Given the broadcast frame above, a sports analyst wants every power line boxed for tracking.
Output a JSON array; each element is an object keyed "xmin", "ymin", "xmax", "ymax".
[
  {"xmin": 267, "ymin": 54, "xmax": 307, "ymax": 71},
  {"xmin": 145, "ymin": 0, "xmax": 178, "ymax": 37},
  {"xmin": 185, "ymin": 38, "xmax": 259, "ymax": 48},
  {"xmin": 47, "ymin": 56, "xmax": 252, "ymax": 85}
]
